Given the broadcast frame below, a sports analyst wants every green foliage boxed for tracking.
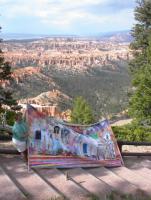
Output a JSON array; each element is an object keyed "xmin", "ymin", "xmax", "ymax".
[
  {"xmin": 129, "ymin": 0, "xmax": 151, "ymax": 126},
  {"xmin": 51, "ymin": 60, "xmax": 130, "ymax": 119},
  {"xmin": 129, "ymin": 63, "xmax": 151, "ymax": 123},
  {"xmin": 88, "ymin": 194, "xmax": 99, "ymax": 200},
  {"xmin": 6, "ymin": 110, "xmax": 16, "ymax": 126},
  {"xmin": 71, "ymin": 96, "xmax": 95, "ymax": 125},
  {"xmin": 88, "ymin": 190, "xmax": 151, "ymax": 200},
  {"xmin": 130, "ymin": 0, "xmax": 151, "ymax": 73},
  {"xmin": 112, "ymin": 121, "xmax": 151, "ymax": 142},
  {"xmin": 106, "ymin": 190, "xmax": 151, "ymax": 200},
  {"xmin": 0, "ymin": 27, "xmax": 20, "ymax": 112}
]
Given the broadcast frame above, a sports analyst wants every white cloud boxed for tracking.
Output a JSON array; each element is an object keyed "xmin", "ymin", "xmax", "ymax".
[{"xmin": 0, "ymin": 0, "xmax": 135, "ymax": 34}]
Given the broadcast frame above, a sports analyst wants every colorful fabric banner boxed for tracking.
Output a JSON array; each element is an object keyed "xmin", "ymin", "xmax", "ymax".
[{"xmin": 26, "ymin": 105, "xmax": 123, "ymax": 168}]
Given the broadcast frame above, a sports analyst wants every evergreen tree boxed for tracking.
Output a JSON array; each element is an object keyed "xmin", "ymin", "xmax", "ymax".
[
  {"xmin": 71, "ymin": 96, "xmax": 95, "ymax": 125},
  {"xmin": 130, "ymin": 0, "xmax": 151, "ymax": 74},
  {"xmin": 129, "ymin": 0, "xmax": 151, "ymax": 125},
  {"xmin": 129, "ymin": 40, "xmax": 151, "ymax": 124},
  {"xmin": 0, "ymin": 27, "xmax": 19, "ymax": 112}
]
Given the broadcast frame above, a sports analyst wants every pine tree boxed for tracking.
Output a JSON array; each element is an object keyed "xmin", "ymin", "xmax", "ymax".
[
  {"xmin": 129, "ymin": 40, "xmax": 151, "ymax": 124},
  {"xmin": 129, "ymin": 0, "xmax": 151, "ymax": 125},
  {"xmin": 71, "ymin": 96, "xmax": 95, "ymax": 125},
  {"xmin": 0, "ymin": 27, "xmax": 19, "ymax": 112},
  {"xmin": 129, "ymin": 0, "xmax": 151, "ymax": 74}
]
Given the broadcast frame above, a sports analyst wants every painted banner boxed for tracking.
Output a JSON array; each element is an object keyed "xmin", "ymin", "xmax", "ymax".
[{"xmin": 26, "ymin": 105, "xmax": 123, "ymax": 168}]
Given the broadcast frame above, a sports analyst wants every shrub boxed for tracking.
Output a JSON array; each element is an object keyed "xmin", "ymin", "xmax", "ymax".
[
  {"xmin": 112, "ymin": 122, "xmax": 151, "ymax": 142},
  {"xmin": 6, "ymin": 110, "xmax": 16, "ymax": 126}
]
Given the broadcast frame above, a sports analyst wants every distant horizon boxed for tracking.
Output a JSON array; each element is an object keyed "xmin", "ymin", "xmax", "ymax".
[
  {"xmin": 0, "ymin": 0, "xmax": 136, "ymax": 35},
  {"xmin": 1, "ymin": 29, "xmax": 132, "ymax": 40},
  {"xmin": 1, "ymin": 29, "xmax": 131, "ymax": 35}
]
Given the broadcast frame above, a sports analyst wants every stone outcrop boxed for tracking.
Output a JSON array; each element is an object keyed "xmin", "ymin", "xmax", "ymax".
[
  {"xmin": 1, "ymin": 37, "xmax": 132, "ymax": 118},
  {"xmin": 19, "ymin": 89, "xmax": 71, "ymax": 105},
  {"xmin": 2, "ymin": 38, "xmax": 132, "ymax": 75},
  {"xmin": 19, "ymin": 89, "xmax": 72, "ymax": 121}
]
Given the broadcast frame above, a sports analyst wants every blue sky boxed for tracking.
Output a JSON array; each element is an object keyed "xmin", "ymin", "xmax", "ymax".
[{"xmin": 0, "ymin": 0, "xmax": 136, "ymax": 35}]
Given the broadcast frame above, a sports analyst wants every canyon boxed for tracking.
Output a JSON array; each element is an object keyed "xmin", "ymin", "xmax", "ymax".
[
  {"xmin": 1, "ymin": 33, "xmax": 132, "ymax": 120},
  {"xmin": 2, "ymin": 38, "xmax": 132, "ymax": 74}
]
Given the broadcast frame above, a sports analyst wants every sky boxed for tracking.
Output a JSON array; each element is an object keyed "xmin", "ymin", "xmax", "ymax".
[{"xmin": 0, "ymin": 0, "xmax": 136, "ymax": 35}]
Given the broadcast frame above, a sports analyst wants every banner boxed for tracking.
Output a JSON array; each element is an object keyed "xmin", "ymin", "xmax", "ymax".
[{"xmin": 26, "ymin": 105, "xmax": 123, "ymax": 168}]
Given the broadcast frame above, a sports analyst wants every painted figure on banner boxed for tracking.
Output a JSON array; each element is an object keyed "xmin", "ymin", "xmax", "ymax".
[{"xmin": 26, "ymin": 104, "xmax": 123, "ymax": 168}]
